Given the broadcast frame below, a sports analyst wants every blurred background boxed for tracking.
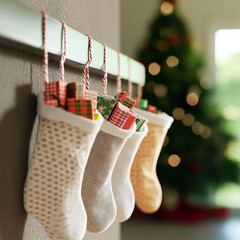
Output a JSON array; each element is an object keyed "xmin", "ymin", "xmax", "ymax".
[{"xmin": 121, "ymin": 0, "xmax": 240, "ymax": 239}]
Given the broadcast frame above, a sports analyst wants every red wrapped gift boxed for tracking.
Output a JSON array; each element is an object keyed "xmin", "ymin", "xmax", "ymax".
[
  {"xmin": 108, "ymin": 102, "xmax": 130, "ymax": 128},
  {"xmin": 148, "ymin": 105, "xmax": 157, "ymax": 113},
  {"xmin": 122, "ymin": 111, "xmax": 137, "ymax": 130},
  {"xmin": 67, "ymin": 82, "xmax": 98, "ymax": 109},
  {"xmin": 66, "ymin": 98, "xmax": 94, "ymax": 119},
  {"xmin": 45, "ymin": 81, "xmax": 67, "ymax": 108},
  {"xmin": 45, "ymin": 98, "xmax": 58, "ymax": 107},
  {"xmin": 115, "ymin": 91, "xmax": 136, "ymax": 109}
]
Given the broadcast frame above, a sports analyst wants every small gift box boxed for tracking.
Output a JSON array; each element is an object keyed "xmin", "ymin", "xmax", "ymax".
[
  {"xmin": 67, "ymin": 82, "xmax": 98, "ymax": 109},
  {"xmin": 97, "ymin": 93, "xmax": 117, "ymax": 120},
  {"xmin": 108, "ymin": 102, "xmax": 130, "ymax": 128},
  {"xmin": 45, "ymin": 98, "xmax": 58, "ymax": 107},
  {"xmin": 134, "ymin": 112, "xmax": 148, "ymax": 132},
  {"xmin": 138, "ymin": 99, "xmax": 148, "ymax": 109},
  {"xmin": 115, "ymin": 91, "xmax": 136, "ymax": 109},
  {"xmin": 45, "ymin": 81, "xmax": 67, "ymax": 108},
  {"xmin": 66, "ymin": 98, "xmax": 94, "ymax": 119},
  {"xmin": 148, "ymin": 105, "xmax": 157, "ymax": 113},
  {"xmin": 122, "ymin": 111, "xmax": 137, "ymax": 130}
]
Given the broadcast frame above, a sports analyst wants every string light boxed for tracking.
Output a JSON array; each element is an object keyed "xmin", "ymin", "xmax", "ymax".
[
  {"xmin": 201, "ymin": 125, "xmax": 212, "ymax": 139},
  {"xmin": 192, "ymin": 121, "xmax": 204, "ymax": 135},
  {"xmin": 168, "ymin": 154, "xmax": 181, "ymax": 167},
  {"xmin": 160, "ymin": 1, "xmax": 174, "ymax": 16},
  {"xmin": 172, "ymin": 108, "xmax": 185, "ymax": 120},
  {"xmin": 186, "ymin": 92, "xmax": 199, "ymax": 106},
  {"xmin": 182, "ymin": 113, "xmax": 195, "ymax": 126},
  {"xmin": 148, "ymin": 62, "xmax": 161, "ymax": 75},
  {"xmin": 200, "ymin": 77, "xmax": 212, "ymax": 89},
  {"xmin": 154, "ymin": 84, "xmax": 168, "ymax": 97},
  {"xmin": 166, "ymin": 56, "xmax": 179, "ymax": 67}
]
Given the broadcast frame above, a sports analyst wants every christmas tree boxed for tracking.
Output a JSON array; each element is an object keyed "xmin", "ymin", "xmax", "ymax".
[{"xmin": 139, "ymin": 0, "xmax": 239, "ymax": 204}]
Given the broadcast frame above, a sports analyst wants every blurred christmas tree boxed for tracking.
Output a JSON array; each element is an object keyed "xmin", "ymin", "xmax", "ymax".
[{"xmin": 139, "ymin": 0, "xmax": 240, "ymax": 205}]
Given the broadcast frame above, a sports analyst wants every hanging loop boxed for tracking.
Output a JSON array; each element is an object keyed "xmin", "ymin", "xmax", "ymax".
[
  {"xmin": 41, "ymin": 10, "xmax": 49, "ymax": 83},
  {"xmin": 102, "ymin": 43, "xmax": 108, "ymax": 95},
  {"xmin": 128, "ymin": 56, "xmax": 133, "ymax": 99},
  {"xmin": 138, "ymin": 85, "xmax": 142, "ymax": 99},
  {"xmin": 116, "ymin": 51, "xmax": 122, "ymax": 93},
  {"xmin": 59, "ymin": 21, "xmax": 67, "ymax": 82},
  {"xmin": 83, "ymin": 34, "xmax": 93, "ymax": 89}
]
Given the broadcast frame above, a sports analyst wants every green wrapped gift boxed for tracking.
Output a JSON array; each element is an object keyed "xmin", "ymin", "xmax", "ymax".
[
  {"xmin": 134, "ymin": 112, "xmax": 148, "ymax": 132},
  {"xmin": 97, "ymin": 93, "xmax": 117, "ymax": 120},
  {"xmin": 138, "ymin": 99, "xmax": 148, "ymax": 110}
]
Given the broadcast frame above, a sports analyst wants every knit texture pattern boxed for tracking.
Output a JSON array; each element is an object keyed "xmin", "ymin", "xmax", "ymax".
[
  {"xmin": 24, "ymin": 117, "xmax": 96, "ymax": 240},
  {"xmin": 131, "ymin": 123, "xmax": 167, "ymax": 214},
  {"xmin": 82, "ymin": 130, "xmax": 126, "ymax": 233},
  {"xmin": 112, "ymin": 129, "xmax": 147, "ymax": 222}
]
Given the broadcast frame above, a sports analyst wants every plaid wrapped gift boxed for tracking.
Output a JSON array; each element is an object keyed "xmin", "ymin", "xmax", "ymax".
[
  {"xmin": 122, "ymin": 111, "xmax": 137, "ymax": 130},
  {"xmin": 67, "ymin": 82, "xmax": 98, "ymax": 109},
  {"xmin": 108, "ymin": 102, "xmax": 130, "ymax": 128},
  {"xmin": 45, "ymin": 81, "xmax": 67, "ymax": 108},
  {"xmin": 115, "ymin": 91, "xmax": 127, "ymax": 102},
  {"xmin": 45, "ymin": 98, "xmax": 58, "ymax": 107},
  {"xmin": 66, "ymin": 98, "xmax": 94, "ymax": 119},
  {"xmin": 134, "ymin": 112, "xmax": 148, "ymax": 132},
  {"xmin": 97, "ymin": 93, "xmax": 117, "ymax": 120},
  {"xmin": 115, "ymin": 91, "xmax": 136, "ymax": 109}
]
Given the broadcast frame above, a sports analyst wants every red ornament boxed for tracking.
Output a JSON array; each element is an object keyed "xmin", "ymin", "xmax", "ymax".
[{"xmin": 169, "ymin": 34, "xmax": 179, "ymax": 46}]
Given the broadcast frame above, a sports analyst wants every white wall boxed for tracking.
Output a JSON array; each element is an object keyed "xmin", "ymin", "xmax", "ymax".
[{"xmin": 121, "ymin": 0, "xmax": 240, "ymax": 80}]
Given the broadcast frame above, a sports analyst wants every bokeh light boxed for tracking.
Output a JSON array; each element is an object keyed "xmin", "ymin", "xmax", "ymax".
[
  {"xmin": 223, "ymin": 105, "xmax": 240, "ymax": 120},
  {"xmin": 153, "ymin": 84, "xmax": 168, "ymax": 97},
  {"xmin": 182, "ymin": 113, "xmax": 195, "ymax": 126},
  {"xmin": 192, "ymin": 121, "xmax": 204, "ymax": 135},
  {"xmin": 148, "ymin": 62, "xmax": 161, "ymax": 75},
  {"xmin": 172, "ymin": 107, "xmax": 185, "ymax": 120},
  {"xmin": 186, "ymin": 92, "xmax": 199, "ymax": 106},
  {"xmin": 160, "ymin": 1, "xmax": 174, "ymax": 16},
  {"xmin": 166, "ymin": 56, "xmax": 179, "ymax": 67},
  {"xmin": 200, "ymin": 77, "xmax": 212, "ymax": 89},
  {"xmin": 201, "ymin": 125, "xmax": 212, "ymax": 139},
  {"xmin": 168, "ymin": 154, "xmax": 181, "ymax": 167}
]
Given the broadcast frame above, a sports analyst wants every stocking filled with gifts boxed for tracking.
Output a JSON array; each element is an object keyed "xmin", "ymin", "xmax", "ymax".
[
  {"xmin": 131, "ymin": 107, "xmax": 174, "ymax": 214},
  {"xmin": 24, "ymin": 13, "xmax": 103, "ymax": 240},
  {"xmin": 81, "ymin": 46, "xmax": 137, "ymax": 233}
]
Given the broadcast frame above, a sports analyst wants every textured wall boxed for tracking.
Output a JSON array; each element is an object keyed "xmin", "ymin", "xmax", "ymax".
[{"xmin": 0, "ymin": 0, "xmax": 120, "ymax": 239}]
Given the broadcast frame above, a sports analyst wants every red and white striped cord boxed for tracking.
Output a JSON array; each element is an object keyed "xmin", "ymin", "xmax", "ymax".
[
  {"xmin": 83, "ymin": 34, "xmax": 93, "ymax": 90},
  {"xmin": 116, "ymin": 51, "xmax": 122, "ymax": 93},
  {"xmin": 102, "ymin": 44, "xmax": 108, "ymax": 95},
  {"xmin": 138, "ymin": 85, "xmax": 142, "ymax": 99},
  {"xmin": 59, "ymin": 21, "xmax": 67, "ymax": 82},
  {"xmin": 128, "ymin": 56, "xmax": 133, "ymax": 99},
  {"xmin": 41, "ymin": 10, "xmax": 49, "ymax": 83}
]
